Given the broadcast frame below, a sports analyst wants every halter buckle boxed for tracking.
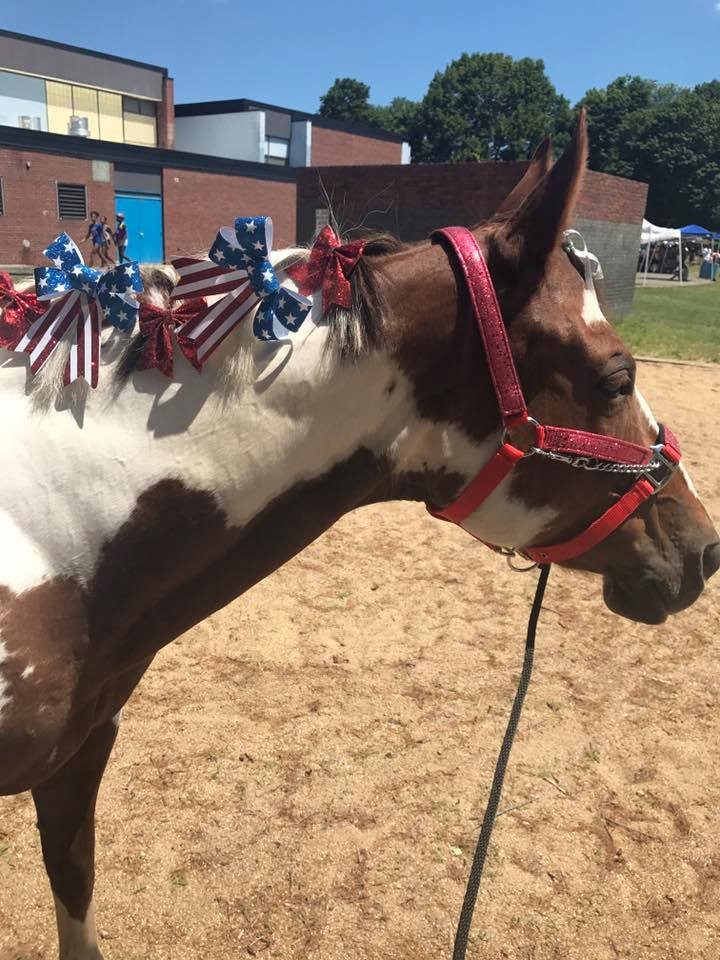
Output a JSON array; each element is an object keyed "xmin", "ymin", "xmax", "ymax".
[
  {"xmin": 501, "ymin": 417, "xmax": 542, "ymax": 458},
  {"xmin": 646, "ymin": 444, "xmax": 680, "ymax": 492}
]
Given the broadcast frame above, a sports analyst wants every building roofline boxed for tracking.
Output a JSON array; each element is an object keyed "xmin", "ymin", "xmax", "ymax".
[
  {"xmin": 175, "ymin": 98, "xmax": 405, "ymax": 143},
  {"xmin": 0, "ymin": 28, "xmax": 169, "ymax": 77},
  {"xmin": 0, "ymin": 125, "xmax": 296, "ymax": 182}
]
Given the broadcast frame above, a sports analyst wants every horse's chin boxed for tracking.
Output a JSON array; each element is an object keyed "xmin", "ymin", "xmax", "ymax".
[{"xmin": 602, "ymin": 576, "xmax": 670, "ymax": 625}]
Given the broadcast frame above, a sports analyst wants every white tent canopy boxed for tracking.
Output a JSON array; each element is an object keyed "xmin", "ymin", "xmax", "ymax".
[
  {"xmin": 641, "ymin": 219, "xmax": 681, "ymax": 243},
  {"xmin": 640, "ymin": 219, "xmax": 683, "ymax": 283}
]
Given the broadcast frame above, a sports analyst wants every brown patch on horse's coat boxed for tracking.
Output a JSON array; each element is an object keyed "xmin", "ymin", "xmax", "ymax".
[{"xmin": 0, "ymin": 578, "xmax": 87, "ymax": 793}]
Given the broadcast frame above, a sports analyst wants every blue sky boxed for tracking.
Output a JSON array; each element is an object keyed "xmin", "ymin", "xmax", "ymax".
[{"xmin": 3, "ymin": 0, "xmax": 719, "ymax": 111}]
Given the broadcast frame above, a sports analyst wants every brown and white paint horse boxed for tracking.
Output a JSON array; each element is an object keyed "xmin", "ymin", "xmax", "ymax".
[{"xmin": 1, "ymin": 114, "xmax": 718, "ymax": 959}]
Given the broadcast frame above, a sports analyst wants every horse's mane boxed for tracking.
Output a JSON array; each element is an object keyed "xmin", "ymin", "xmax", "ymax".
[
  {"xmin": 1, "ymin": 232, "xmax": 411, "ymax": 402},
  {"xmin": 322, "ymin": 232, "xmax": 407, "ymax": 358}
]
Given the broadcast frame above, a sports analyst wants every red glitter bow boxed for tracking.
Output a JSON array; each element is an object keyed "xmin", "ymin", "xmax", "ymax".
[
  {"xmin": 0, "ymin": 272, "xmax": 46, "ymax": 350},
  {"xmin": 138, "ymin": 298, "xmax": 207, "ymax": 378},
  {"xmin": 286, "ymin": 225, "xmax": 366, "ymax": 311}
]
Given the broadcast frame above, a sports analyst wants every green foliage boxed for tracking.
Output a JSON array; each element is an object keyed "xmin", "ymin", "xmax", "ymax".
[
  {"xmin": 316, "ymin": 62, "xmax": 720, "ymax": 229},
  {"xmin": 319, "ymin": 78, "xmax": 374, "ymax": 123},
  {"xmin": 582, "ymin": 76, "xmax": 720, "ymax": 225},
  {"xmin": 617, "ymin": 285, "xmax": 720, "ymax": 363},
  {"xmin": 413, "ymin": 53, "xmax": 572, "ymax": 162},
  {"xmin": 371, "ymin": 97, "xmax": 421, "ymax": 142}
]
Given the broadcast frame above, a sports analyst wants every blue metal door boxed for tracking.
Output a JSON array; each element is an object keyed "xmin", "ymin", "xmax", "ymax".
[{"xmin": 114, "ymin": 193, "xmax": 163, "ymax": 264}]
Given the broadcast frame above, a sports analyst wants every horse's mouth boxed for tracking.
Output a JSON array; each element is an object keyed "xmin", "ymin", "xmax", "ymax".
[{"xmin": 603, "ymin": 576, "xmax": 673, "ymax": 625}]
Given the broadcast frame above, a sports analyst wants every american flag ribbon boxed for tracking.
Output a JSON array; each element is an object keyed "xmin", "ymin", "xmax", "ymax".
[
  {"xmin": 11, "ymin": 233, "xmax": 142, "ymax": 388},
  {"xmin": 170, "ymin": 216, "xmax": 311, "ymax": 366}
]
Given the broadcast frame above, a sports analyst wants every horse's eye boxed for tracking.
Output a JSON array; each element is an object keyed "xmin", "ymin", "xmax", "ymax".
[{"xmin": 600, "ymin": 369, "xmax": 634, "ymax": 398}]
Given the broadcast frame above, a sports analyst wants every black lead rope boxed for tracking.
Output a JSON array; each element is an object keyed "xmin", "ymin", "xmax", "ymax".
[{"xmin": 453, "ymin": 563, "xmax": 551, "ymax": 960}]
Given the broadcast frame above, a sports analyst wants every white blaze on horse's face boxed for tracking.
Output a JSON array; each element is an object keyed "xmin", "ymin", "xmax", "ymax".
[
  {"xmin": 581, "ymin": 286, "xmax": 607, "ymax": 326},
  {"xmin": 635, "ymin": 385, "xmax": 700, "ymax": 499}
]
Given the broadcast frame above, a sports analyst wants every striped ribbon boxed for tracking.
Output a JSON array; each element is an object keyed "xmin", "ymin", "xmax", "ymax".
[
  {"xmin": 14, "ymin": 290, "xmax": 101, "ymax": 388},
  {"xmin": 170, "ymin": 256, "xmax": 255, "ymax": 366},
  {"xmin": 170, "ymin": 216, "xmax": 311, "ymax": 367}
]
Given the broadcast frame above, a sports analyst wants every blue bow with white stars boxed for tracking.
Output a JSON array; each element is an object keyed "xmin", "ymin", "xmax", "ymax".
[
  {"xmin": 208, "ymin": 216, "xmax": 311, "ymax": 341},
  {"xmin": 35, "ymin": 233, "xmax": 143, "ymax": 332}
]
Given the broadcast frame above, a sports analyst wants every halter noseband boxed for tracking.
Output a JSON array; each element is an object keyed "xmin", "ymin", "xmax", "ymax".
[{"xmin": 427, "ymin": 227, "xmax": 681, "ymax": 565}]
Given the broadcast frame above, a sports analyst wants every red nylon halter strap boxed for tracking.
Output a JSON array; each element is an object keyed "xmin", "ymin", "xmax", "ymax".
[{"xmin": 428, "ymin": 226, "xmax": 682, "ymax": 563}]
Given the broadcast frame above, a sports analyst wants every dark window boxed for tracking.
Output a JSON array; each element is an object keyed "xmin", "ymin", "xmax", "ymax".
[
  {"xmin": 0, "ymin": 178, "xmax": 4, "ymax": 216},
  {"xmin": 57, "ymin": 183, "xmax": 87, "ymax": 219},
  {"xmin": 122, "ymin": 96, "xmax": 156, "ymax": 117}
]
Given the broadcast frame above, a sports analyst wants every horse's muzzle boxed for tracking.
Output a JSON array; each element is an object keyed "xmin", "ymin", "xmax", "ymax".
[{"xmin": 603, "ymin": 539, "xmax": 720, "ymax": 624}]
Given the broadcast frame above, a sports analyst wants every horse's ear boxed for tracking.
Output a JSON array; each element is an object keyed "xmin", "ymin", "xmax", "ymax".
[
  {"xmin": 498, "ymin": 109, "xmax": 588, "ymax": 264},
  {"xmin": 494, "ymin": 137, "xmax": 554, "ymax": 216}
]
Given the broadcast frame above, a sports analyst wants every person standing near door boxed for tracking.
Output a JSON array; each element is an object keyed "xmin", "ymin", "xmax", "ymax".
[
  {"xmin": 114, "ymin": 213, "xmax": 130, "ymax": 264},
  {"xmin": 85, "ymin": 211, "xmax": 103, "ymax": 268}
]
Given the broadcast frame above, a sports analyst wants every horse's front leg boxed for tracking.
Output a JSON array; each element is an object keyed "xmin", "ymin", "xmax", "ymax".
[{"xmin": 31, "ymin": 717, "xmax": 120, "ymax": 960}]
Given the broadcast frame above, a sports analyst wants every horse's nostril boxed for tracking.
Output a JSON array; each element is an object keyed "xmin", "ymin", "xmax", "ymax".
[{"xmin": 702, "ymin": 542, "xmax": 720, "ymax": 582}]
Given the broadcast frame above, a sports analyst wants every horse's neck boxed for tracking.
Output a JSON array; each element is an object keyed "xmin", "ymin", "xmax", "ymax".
[{"xmin": 0, "ymin": 314, "xmax": 415, "ymax": 600}]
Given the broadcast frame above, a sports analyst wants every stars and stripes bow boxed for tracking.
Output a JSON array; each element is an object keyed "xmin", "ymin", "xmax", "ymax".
[
  {"xmin": 285, "ymin": 225, "xmax": 366, "ymax": 312},
  {"xmin": 137, "ymin": 298, "xmax": 207, "ymax": 379},
  {"xmin": 12, "ymin": 234, "xmax": 143, "ymax": 388},
  {"xmin": 0, "ymin": 272, "xmax": 46, "ymax": 350},
  {"xmin": 170, "ymin": 216, "xmax": 312, "ymax": 367}
]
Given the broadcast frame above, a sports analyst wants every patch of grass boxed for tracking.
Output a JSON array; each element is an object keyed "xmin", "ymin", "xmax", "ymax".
[
  {"xmin": 616, "ymin": 285, "xmax": 720, "ymax": 363},
  {"xmin": 170, "ymin": 868, "xmax": 188, "ymax": 887}
]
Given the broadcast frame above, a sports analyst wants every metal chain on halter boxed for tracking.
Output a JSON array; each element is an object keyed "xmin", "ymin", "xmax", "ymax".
[
  {"xmin": 530, "ymin": 447, "xmax": 664, "ymax": 475},
  {"xmin": 453, "ymin": 564, "xmax": 551, "ymax": 960}
]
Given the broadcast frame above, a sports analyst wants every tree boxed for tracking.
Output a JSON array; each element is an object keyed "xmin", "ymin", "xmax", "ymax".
[
  {"xmin": 371, "ymin": 97, "xmax": 421, "ymax": 142},
  {"xmin": 412, "ymin": 53, "xmax": 572, "ymax": 162},
  {"xmin": 581, "ymin": 77, "xmax": 720, "ymax": 225},
  {"xmin": 319, "ymin": 78, "xmax": 374, "ymax": 124}
]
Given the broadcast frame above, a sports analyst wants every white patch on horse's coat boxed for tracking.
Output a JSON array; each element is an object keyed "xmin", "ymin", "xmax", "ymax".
[
  {"xmin": 581, "ymin": 287, "xmax": 607, "ymax": 326},
  {"xmin": 112, "ymin": 710, "xmax": 122, "ymax": 728},
  {"xmin": 389, "ymin": 422, "xmax": 558, "ymax": 549},
  {"xmin": 636, "ymin": 385, "xmax": 700, "ymax": 498},
  {"xmin": 54, "ymin": 895, "xmax": 104, "ymax": 960},
  {"xmin": 0, "ymin": 510, "xmax": 51, "ymax": 594},
  {"xmin": 0, "ymin": 268, "xmax": 417, "ymax": 594},
  {"xmin": 0, "ymin": 638, "xmax": 12, "ymax": 720},
  {"xmin": 21, "ymin": 664, "xmax": 35, "ymax": 680}
]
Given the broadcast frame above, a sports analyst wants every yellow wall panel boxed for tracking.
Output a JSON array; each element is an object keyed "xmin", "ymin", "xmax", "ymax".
[
  {"xmin": 98, "ymin": 91, "xmax": 123, "ymax": 142},
  {"xmin": 71, "ymin": 85, "xmax": 99, "ymax": 138},
  {"xmin": 123, "ymin": 112, "xmax": 156, "ymax": 146},
  {"xmin": 46, "ymin": 80, "xmax": 73, "ymax": 135}
]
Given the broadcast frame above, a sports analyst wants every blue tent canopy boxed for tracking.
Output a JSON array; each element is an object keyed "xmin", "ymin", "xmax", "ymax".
[{"xmin": 680, "ymin": 223, "xmax": 714, "ymax": 236}]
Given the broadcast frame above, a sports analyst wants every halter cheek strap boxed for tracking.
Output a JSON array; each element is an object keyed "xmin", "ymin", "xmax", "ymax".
[{"xmin": 427, "ymin": 227, "xmax": 682, "ymax": 565}]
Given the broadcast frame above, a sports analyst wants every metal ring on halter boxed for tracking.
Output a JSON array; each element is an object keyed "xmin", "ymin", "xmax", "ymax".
[
  {"xmin": 497, "ymin": 547, "xmax": 540, "ymax": 573},
  {"xmin": 501, "ymin": 416, "xmax": 542, "ymax": 458}
]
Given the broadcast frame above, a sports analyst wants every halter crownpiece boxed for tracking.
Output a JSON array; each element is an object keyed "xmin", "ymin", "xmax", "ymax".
[{"xmin": 427, "ymin": 226, "xmax": 682, "ymax": 565}]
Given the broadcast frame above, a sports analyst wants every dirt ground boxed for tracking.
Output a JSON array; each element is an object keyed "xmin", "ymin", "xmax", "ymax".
[{"xmin": 1, "ymin": 361, "xmax": 719, "ymax": 960}]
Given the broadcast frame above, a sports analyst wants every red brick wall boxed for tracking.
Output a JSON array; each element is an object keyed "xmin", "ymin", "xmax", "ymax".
[
  {"xmin": 0, "ymin": 148, "xmax": 115, "ymax": 265},
  {"xmin": 296, "ymin": 162, "xmax": 648, "ymax": 242},
  {"xmin": 311, "ymin": 126, "xmax": 403, "ymax": 166},
  {"xmin": 163, "ymin": 169, "xmax": 297, "ymax": 257},
  {"xmin": 576, "ymin": 170, "xmax": 648, "ymax": 224}
]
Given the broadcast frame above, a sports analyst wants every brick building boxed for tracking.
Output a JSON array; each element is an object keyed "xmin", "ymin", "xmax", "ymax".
[
  {"xmin": 0, "ymin": 30, "xmax": 646, "ymax": 316},
  {"xmin": 297, "ymin": 164, "xmax": 649, "ymax": 317},
  {"xmin": 0, "ymin": 30, "xmax": 405, "ymax": 266}
]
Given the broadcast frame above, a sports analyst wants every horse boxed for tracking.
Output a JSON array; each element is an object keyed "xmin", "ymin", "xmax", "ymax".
[{"xmin": 0, "ymin": 112, "xmax": 717, "ymax": 960}]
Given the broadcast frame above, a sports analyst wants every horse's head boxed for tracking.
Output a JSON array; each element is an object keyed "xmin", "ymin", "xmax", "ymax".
[{"xmin": 383, "ymin": 110, "xmax": 719, "ymax": 624}]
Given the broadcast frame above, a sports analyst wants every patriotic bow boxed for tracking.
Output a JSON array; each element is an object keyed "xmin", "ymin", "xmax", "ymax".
[
  {"xmin": 286, "ymin": 225, "xmax": 366, "ymax": 311},
  {"xmin": 13, "ymin": 234, "xmax": 143, "ymax": 388},
  {"xmin": 0, "ymin": 272, "xmax": 46, "ymax": 350},
  {"xmin": 170, "ymin": 216, "xmax": 311, "ymax": 367},
  {"xmin": 137, "ymin": 298, "xmax": 207, "ymax": 379}
]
